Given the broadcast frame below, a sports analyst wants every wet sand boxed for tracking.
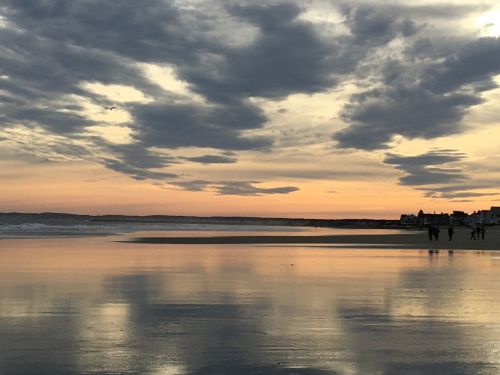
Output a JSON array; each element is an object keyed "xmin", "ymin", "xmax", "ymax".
[
  {"xmin": 2, "ymin": 235, "xmax": 500, "ymax": 374},
  {"xmin": 127, "ymin": 227, "xmax": 500, "ymax": 250}
]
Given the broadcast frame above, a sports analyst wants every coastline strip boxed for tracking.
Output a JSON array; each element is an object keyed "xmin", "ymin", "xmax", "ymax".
[{"xmin": 124, "ymin": 229, "xmax": 500, "ymax": 250}]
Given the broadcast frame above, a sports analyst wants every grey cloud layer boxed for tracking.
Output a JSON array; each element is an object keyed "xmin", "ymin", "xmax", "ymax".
[
  {"xmin": 0, "ymin": 1, "xmax": 345, "ymax": 194},
  {"xmin": 171, "ymin": 180, "xmax": 299, "ymax": 196},
  {"xmin": 384, "ymin": 150, "xmax": 500, "ymax": 200},
  {"xmin": 334, "ymin": 36, "xmax": 500, "ymax": 150},
  {"xmin": 183, "ymin": 155, "xmax": 237, "ymax": 164},
  {"xmin": 0, "ymin": 0, "xmax": 498, "ymax": 197},
  {"xmin": 132, "ymin": 102, "xmax": 270, "ymax": 151},
  {"xmin": 384, "ymin": 150, "xmax": 468, "ymax": 186}
]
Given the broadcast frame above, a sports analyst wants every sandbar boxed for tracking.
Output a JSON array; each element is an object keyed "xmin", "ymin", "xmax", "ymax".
[{"xmin": 126, "ymin": 227, "xmax": 500, "ymax": 250}]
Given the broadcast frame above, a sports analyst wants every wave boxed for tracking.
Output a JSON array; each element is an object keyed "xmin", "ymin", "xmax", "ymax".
[{"xmin": 0, "ymin": 221, "xmax": 305, "ymax": 238}]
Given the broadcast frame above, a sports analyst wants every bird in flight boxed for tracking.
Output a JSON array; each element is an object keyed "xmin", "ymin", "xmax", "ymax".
[{"xmin": 104, "ymin": 106, "xmax": 117, "ymax": 110}]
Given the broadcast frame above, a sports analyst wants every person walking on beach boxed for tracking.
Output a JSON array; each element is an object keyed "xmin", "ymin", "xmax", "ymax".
[
  {"xmin": 428, "ymin": 225, "xmax": 433, "ymax": 241},
  {"xmin": 481, "ymin": 226, "xmax": 486, "ymax": 240},
  {"xmin": 448, "ymin": 226, "xmax": 454, "ymax": 241},
  {"xmin": 475, "ymin": 227, "xmax": 481, "ymax": 239},
  {"xmin": 471, "ymin": 228, "xmax": 477, "ymax": 240},
  {"xmin": 433, "ymin": 226, "xmax": 440, "ymax": 241}
]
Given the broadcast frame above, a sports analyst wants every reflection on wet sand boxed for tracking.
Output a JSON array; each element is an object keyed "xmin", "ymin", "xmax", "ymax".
[{"xmin": 1, "ymin": 237, "xmax": 500, "ymax": 374}]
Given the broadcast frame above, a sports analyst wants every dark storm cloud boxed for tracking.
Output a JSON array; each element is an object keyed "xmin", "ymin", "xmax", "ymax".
[
  {"xmin": 334, "ymin": 36, "xmax": 500, "ymax": 150},
  {"xmin": 170, "ymin": 180, "xmax": 299, "ymax": 196}
]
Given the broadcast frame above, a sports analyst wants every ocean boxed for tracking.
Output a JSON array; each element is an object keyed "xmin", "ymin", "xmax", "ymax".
[{"xmin": 0, "ymin": 214, "xmax": 406, "ymax": 238}]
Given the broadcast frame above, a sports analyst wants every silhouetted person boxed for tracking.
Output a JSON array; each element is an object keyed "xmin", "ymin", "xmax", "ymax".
[
  {"xmin": 448, "ymin": 226, "xmax": 454, "ymax": 241},
  {"xmin": 475, "ymin": 227, "xmax": 481, "ymax": 239},
  {"xmin": 481, "ymin": 226, "xmax": 486, "ymax": 240},
  {"xmin": 470, "ymin": 228, "xmax": 476, "ymax": 240},
  {"xmin": 428, "ymin": 225, "xmax": 433, "ymax": 241},
  {"xmin": 433, "ymin": 226, "xmax": 440, "ymax": 241}
]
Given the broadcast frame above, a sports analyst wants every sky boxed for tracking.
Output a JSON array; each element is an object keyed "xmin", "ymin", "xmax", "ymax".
[{"xmin": 1, "ymin": 0, "xmax": 500, "ymax": 218}]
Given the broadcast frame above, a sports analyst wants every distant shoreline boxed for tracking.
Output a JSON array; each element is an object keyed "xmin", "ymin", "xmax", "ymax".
[
  {"xmin": 126, "ymin": 228, "xmax": 500, "ymax": 250},
  {"xmin": 0, "ymin": 212, "xmax": 401, "ymax": 229}
]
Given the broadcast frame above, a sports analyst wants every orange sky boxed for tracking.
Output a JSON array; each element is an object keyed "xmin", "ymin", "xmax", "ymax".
[{"xmin": 1, "ymin": 1, "xmax": 500, "ymax": 218}]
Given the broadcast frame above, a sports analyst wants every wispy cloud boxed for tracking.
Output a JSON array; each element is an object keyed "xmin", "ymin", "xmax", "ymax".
[{"xmin": 170, "ymin": 180, "xmax": 299, "ymax": 196}]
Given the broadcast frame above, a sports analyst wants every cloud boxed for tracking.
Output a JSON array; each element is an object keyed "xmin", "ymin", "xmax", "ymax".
[
  {"xmin": 422, "ymin": 37, "xmax": 500, "ymax": 94},
  {"xmin": 132, "ymin": 101, "xmax": 272, "ymax": 151},
  {"xmin": 334, "ymin": 36, "xmax": 500, "ymax": 150},
  {"xmin": 418, "ymin": 183, "xmax": 500, "ymax": 200},
  {"xmin": 341, "ymin": 4, "xmax": 418, "ymax": 46},
  {"xmin": 0, "ymin": 0, "xmax": 197, "ymax": 66},
  {"xmin": 179, "ymin": 3, "xmax": 338, "ymax": 103},
  {"xmin": 101, "ymin": 159, "xmax": 177, "ymax": 181},
  {"xmin": 384, "ymin": 149, "xmax": 467, "ymax": 186},
  {"xmin": 1, "ymin": 0, "xmax": 499, "ymax": 196},
  {"xmin": 104, "ymin": 143, "xmax": 175, "ymax": 168},
  {"xmin": 170, "ymin": 180, "xmax": 299, "ymax": 196},
  {"xmin": 384, "ymin": 150, "xmax": 500, "ymax": 199},
  {"xmin": 97, "ymin": 142, "xmax": 178, "ymax": 181},
  {"xmin": 336, "ymin": 88, "xmax": 481, "ymax": 150},
  {"xmin": 0, "ymin": 2, "xmax": 413, "ymax": 166},
  {"xmin": 184, "ymin": 155, "xmax": 237, "ymax": 164},
  {"xmin": 423, "ymin": 191, "xmax": 498, "ymax": 199},
  {"xmin": 1, "ymin": 107, "xmax": 94, "ymax": 134},
  {"xmin": 215, "ymin": 181, "xmax": 299, "ymax": 196},
  {"xmin": 170, "ymin": 180, "xmax": 211, "ymax": 192}
]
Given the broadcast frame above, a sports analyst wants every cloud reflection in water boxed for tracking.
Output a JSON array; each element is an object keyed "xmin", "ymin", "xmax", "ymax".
[{"xmin": 0, "ymin": 238, "xmax": 500, "ymax": 374}]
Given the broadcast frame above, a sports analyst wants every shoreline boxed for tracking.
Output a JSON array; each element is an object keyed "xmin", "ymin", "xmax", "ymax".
[{"xmin": 126, "ymin": 228, "xmax": 500, "ymax": 250}]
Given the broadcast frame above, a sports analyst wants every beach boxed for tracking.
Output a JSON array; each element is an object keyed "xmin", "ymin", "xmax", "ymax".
[
  {"xmin": 2, "ymin": 234, "xmax": 500, "ymax": 374},
  {"xmin": 128, "ymin": 227, "xmax": 500, "ymax": 250},
  {"xmin": 3, "ymin": 0, "xmax": 500, "ymax": 373}
]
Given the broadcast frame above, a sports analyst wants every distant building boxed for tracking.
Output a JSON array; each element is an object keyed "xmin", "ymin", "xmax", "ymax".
[
  {"xmin": 403, "ymin": 207, "xmax": 499, "ymax": 228},
  {"xmin": 467, "ymin": 207, "xmax": 500, "ymax": 225},
  {"xmin": 451, "ymin": 211, "xmax": 468, "ymax": 226},
  {"xmin": 467, "ymin": 210, "xmax": 490, "ymax": 225},
  {"xmin": 400, "ymin": 214, "xmax": 417, "ymax": 226},
  {"xmin": 417, "ymin": 210, "xmax": 450, "ymax": 227},
  {"xmin": 490, "ymin": 207, "xmax": 500, "ymax": 224}
]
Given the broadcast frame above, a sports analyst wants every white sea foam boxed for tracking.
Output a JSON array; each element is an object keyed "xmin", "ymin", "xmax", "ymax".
[{"xmin": 0, "ymin": 221, "xmax": 305, "ymax": 238}]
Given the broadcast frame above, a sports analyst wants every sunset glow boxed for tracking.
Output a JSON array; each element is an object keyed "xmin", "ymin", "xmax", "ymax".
[{"xmin": 1, "ymin": 0, "xmax": 499, "ymax": 217}]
